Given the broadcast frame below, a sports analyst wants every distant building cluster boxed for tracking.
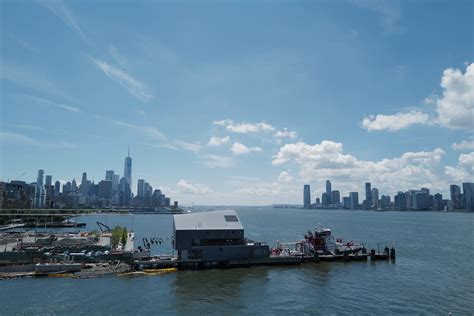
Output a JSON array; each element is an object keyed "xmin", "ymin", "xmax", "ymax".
[
  {"xmin": 0, "ymin": 150, "xmax": 178, "ymax": 210},
  {"xmin": 303, "ymin": 180, "xmax": 474, "ymax": 212}
]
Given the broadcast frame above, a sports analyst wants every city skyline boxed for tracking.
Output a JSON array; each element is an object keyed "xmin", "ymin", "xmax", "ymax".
[
  {"xmin": 302, "ymin": 180, "xmax": 474, "ymax": 211},
  {"xmin": 1, "ymin": 1, "xmax": 473, "ymax": 205}
]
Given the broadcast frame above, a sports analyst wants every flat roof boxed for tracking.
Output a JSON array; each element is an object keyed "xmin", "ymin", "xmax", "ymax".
[{"xmin": 173, "ymin": 210, "xmax": 244, "ymax": 231}]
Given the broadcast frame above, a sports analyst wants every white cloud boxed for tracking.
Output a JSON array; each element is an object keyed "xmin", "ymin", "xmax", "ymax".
[
  {"xmin": 272, "ymin": 140, "xmax": 472, "ymax": 198},
  {"xmin": 0, "ymin": 131, "xmax": 76, "ymax": 149},
  {"xmin": 174, "ymin": 140, "xmax": 202, "ymax": 152},
  {"xmin": 361, "ymin": 63, "xmax": 473, "ymax": 132},
  {"xmin": 0, "ymin": 132, "xmax": 35, "ymax": 144},
  {"xmin": 452, "ymin": 139, "xmax": 474, "ymax": 150},
  {"xmin": 272, "ymin": 141, "xmax": 353, "ymax": 167},
  {"xmin": 208, "ymin": 136, "xmax": 230, "ymax": 146},
  {"xmin": 362, "ymin": 111, "xmax": 431, "ymax": 131},
  {"xmin": 200, "ymin": 154, "xmax": 235, "ymax": 168},
  {"xmin": 177, "ymin": 179, "xmax": 211, "ymax": 194},
  {"xmin": 274, "ymin": 128, "xmax": 297, "ymax": 140},
  {"xmin": 458, "ymin": 152, "xmax": 474, "ymax": 172},
  {"xmin": 1, "ymin": 62, "xmax": 68, "ymax": 99},
  {"xmin": 26, "ymin": 94, "xmax": 81, "ymax": 113},
  {"xmin": 108, "ymin": 118, "xmax": 166, "ymax": 141},
  {"xmin": 37, "ymin": 0, "xmax": 88, "ymax": 43},
  {"xmin": 0, "ymin": 123, "xmax": 43, "ymax": 131},
  {"xmin": 435, "ymin": 63, "xmax": 474, "ymax": 130},
  {"xmin": 231, "ymin": 142, "xmax": 262, "ymax": 155},
  {"xmin": 213, "ymin": 119, "xmax": 274, "ymax": 133},
  {"xmin": 91, "ymin": 58, "xmax": 153, "ymax": 103},
  {"xmin": 278, "ymin": 171, "xmax": 294, "ymax": 183},
  {"xmin": 109, "ymin": 45, "xmax": 127, "ymax": 68}
]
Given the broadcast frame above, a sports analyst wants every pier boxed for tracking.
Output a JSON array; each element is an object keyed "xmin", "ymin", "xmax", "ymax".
[{"xmin": 0, "ymin": 210, "xmax": 396, "ymax": 279}]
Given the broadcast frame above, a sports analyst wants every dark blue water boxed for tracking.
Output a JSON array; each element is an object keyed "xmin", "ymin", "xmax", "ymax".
[{"xmin": 1, "ymin": 207, "xmax": 473, "ymax": 315}]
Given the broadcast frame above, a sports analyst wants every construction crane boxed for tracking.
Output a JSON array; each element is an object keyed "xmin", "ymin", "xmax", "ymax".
[
  {"xmin": 96, "ymin": 221, "xmax": 111, "ymax": 233},
  {"xmin": 17, "ymin": 172, "xmax": 26, "ymax": 180}
]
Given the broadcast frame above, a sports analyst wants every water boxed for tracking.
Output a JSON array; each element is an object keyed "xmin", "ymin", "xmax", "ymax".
[{"xmin": 1, "ymin": 207, "xmax": 473, "ymax": 315}]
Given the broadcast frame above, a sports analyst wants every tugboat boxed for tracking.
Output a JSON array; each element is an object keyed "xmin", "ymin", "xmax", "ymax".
[{"xmin": 271, "ymin": 226, "xmax": 368, "ymax": 262}]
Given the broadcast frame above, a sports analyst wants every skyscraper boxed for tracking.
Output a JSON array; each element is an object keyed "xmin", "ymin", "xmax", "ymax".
[
  {"xmin": 450, "ymin": 184, "xmax": 461, "ymax": 209},
  {"xmin": 331, "ymin": 190, "xmax": 340, "ymax": 205},
  {"xmin": 106, "ymin": 170, "xmax": 114, "ymax": 182},
  {"xmin": 303, "ymin": 185, "xmax": 311, "ymax": 209},
  {"xmin": 372, "ymin": 188, "xmax": 379, "ymax": 209},
  {"xmin": 54, "ymin": 181, "xmax": 61, "ymax": 196},
  {"xmin": 325, "ymin": 180, "xmax": 332, "ymax": 204},
  {"xmin": 137, "ymin": 179, "xmax": 145, "ymax": 198},
  {"xmin": 462, "ymin": 182, "xmax": 474, "ymax": 212},
  {"xmin": 365, "ymin": 182, "xmax": 372, "ymax": 208},
  {"xmin": 349, "ymin": 192, "xmax": 359, "ymax": 210},
  {"xmin": 45, "ymin": 175, "xmax": 52, "ymax": 187},
  {"xmin": 124, "ymin": 148, "xmax": 132, "ymax": 193},
  {"xmin": 34, "ymin": 169, "xmax": 45, "ymax": 208},
  {"xmin": 119, "ymin": 177, "xmax": 131, "ymax": 206},
  {"xmin": 113, "ymin": 174, "xmax": 120, "ymax": 191},
  {"xmin": 36, "ymin": 169, "xmax": 44, "ymax": 187},
  {"xmin": 394, "ymin": 191, "xmax": 407, "ymax": 210},
  {"xmin": 45, "ymin": 175, "xmax": 53, "ymax": 198},
  {"xmin": 81, "ymin": 172, "xmax": 89, "ymax": 195}
]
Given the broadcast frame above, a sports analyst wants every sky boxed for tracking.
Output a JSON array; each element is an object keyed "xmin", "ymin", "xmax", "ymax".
[{"xmin": 1, "ymin": 0, "xmax": 473, "ymax": 205}]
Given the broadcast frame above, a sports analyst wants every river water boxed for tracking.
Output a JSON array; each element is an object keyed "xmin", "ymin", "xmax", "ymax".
[{"xmin": 1, "ymin": 207, "xmax": 473, "ymax": 315}]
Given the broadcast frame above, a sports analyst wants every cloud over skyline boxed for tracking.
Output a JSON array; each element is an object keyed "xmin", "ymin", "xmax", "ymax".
[{"xmin": 361, "ymin": 63, "xmax": 474, "ymax": 132}]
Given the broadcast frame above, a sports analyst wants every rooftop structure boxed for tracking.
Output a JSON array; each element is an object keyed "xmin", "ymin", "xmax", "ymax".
[{"xmin": 174, "ymin": 210, "xmax": 243, "ymax": 231}]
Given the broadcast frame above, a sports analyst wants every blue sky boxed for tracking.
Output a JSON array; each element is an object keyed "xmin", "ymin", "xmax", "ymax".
[{"xmin": 1, "ymin": 0, "xmax": 473, "ymax": 205}]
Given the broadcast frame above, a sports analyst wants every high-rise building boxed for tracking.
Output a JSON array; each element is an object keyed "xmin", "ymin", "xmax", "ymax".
[
  {"xmin": 45, "ymin": 175, "xmax": 53, "ymax": 199},
  {"xmin": 45, "ymin": 175, "xmax": 52, "ymax": 187},
  {"xmin": 63, "ymin": 181, "xmax": 72, "ymax": 195},
  {"xmin": 124, "ymin": 148, "xmax": 132, "ymax": 193},
  {"xmin": 71, "ymin": 179, "xmax": 77, "ymax": 192},
  {"xmin": 380, "ymin": 195, "xmax": 391, "ymax": 209},
  {"xmin": 321, "ymin": 193, "xmax": 329, "ymax": 206},
  {"xmin": 325, "ymin": 180, "xmax": 332, "ymax": 204},
  {"xmin": 349, "ymin": 192, "xmax": 359, "ymax": 210},
  {"xmin": 98, "ymin": 180, "xmax": 112, "ymax": 199},
  {"xmin": 463, "ymin": 182, "xmax": 474, "ymax": 212},
  {"xmin": 105, "ymin": 170, "xmax": 114, "ymax": 182},
  {"xmin": 342, "ymin": 197, "xmax": 350, "ymax": 209},
  {"xmin": 372, "ymin": 188, "xmax": 379, "ymax": 209},
  {"xmin": 137, "ymin": 179, "xmax": 145, "ymax": 198},
  {"xmin": 36, "ymin": 169, "xmax": 44, "ymax": 187},
  {"xmin": 450, "ymin": 184, "xmax": 462, "ymax": 209},
  {"xmin": 113, "ymin": 174, "xmax": 120, "ymax": 191},
  {"xmin": 80, "ymin": 172, "xmax": 89, "ymax": 195},
  {"xmin": 303, "ymin": 185, "xmax": 311, "ymax": 209},
  {"xmin": 414, "ymin": 191, "xmax": 430, "ymax": 210},
  {"xmin": 331, "ymin": 190, "xmax": 340, "ymax": 205},
  {"xmin": 54, "ymin": 181, "xmax": 61, "ymax": 196},
  {"xmin": 394, "ymin": 191, "xmax": 407, "ymax": 210},
  {"xmin": 434, "ymin": 193, "xmax": 443, "ymax": 210},
  {"xmin": 119, "ymin": 177, "xmax": 131, "ymax": 206},
  {"xmin": 33, "ymin": 169, "xmax": 46, "ymax": 208},
  {"xmin": 365, "ymin": 182, "xmax": 372, "ymax": 209}
]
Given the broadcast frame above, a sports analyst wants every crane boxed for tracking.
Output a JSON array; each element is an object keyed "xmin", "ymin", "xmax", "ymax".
[{"xmin": 96, "ymin": 221, "xmax": 111, "ymax": 233}]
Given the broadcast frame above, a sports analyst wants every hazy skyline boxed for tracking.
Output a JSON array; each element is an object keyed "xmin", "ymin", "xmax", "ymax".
[{"xmin": 1, "ymin": 0, "xmax": 473, "ymax": 205}]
